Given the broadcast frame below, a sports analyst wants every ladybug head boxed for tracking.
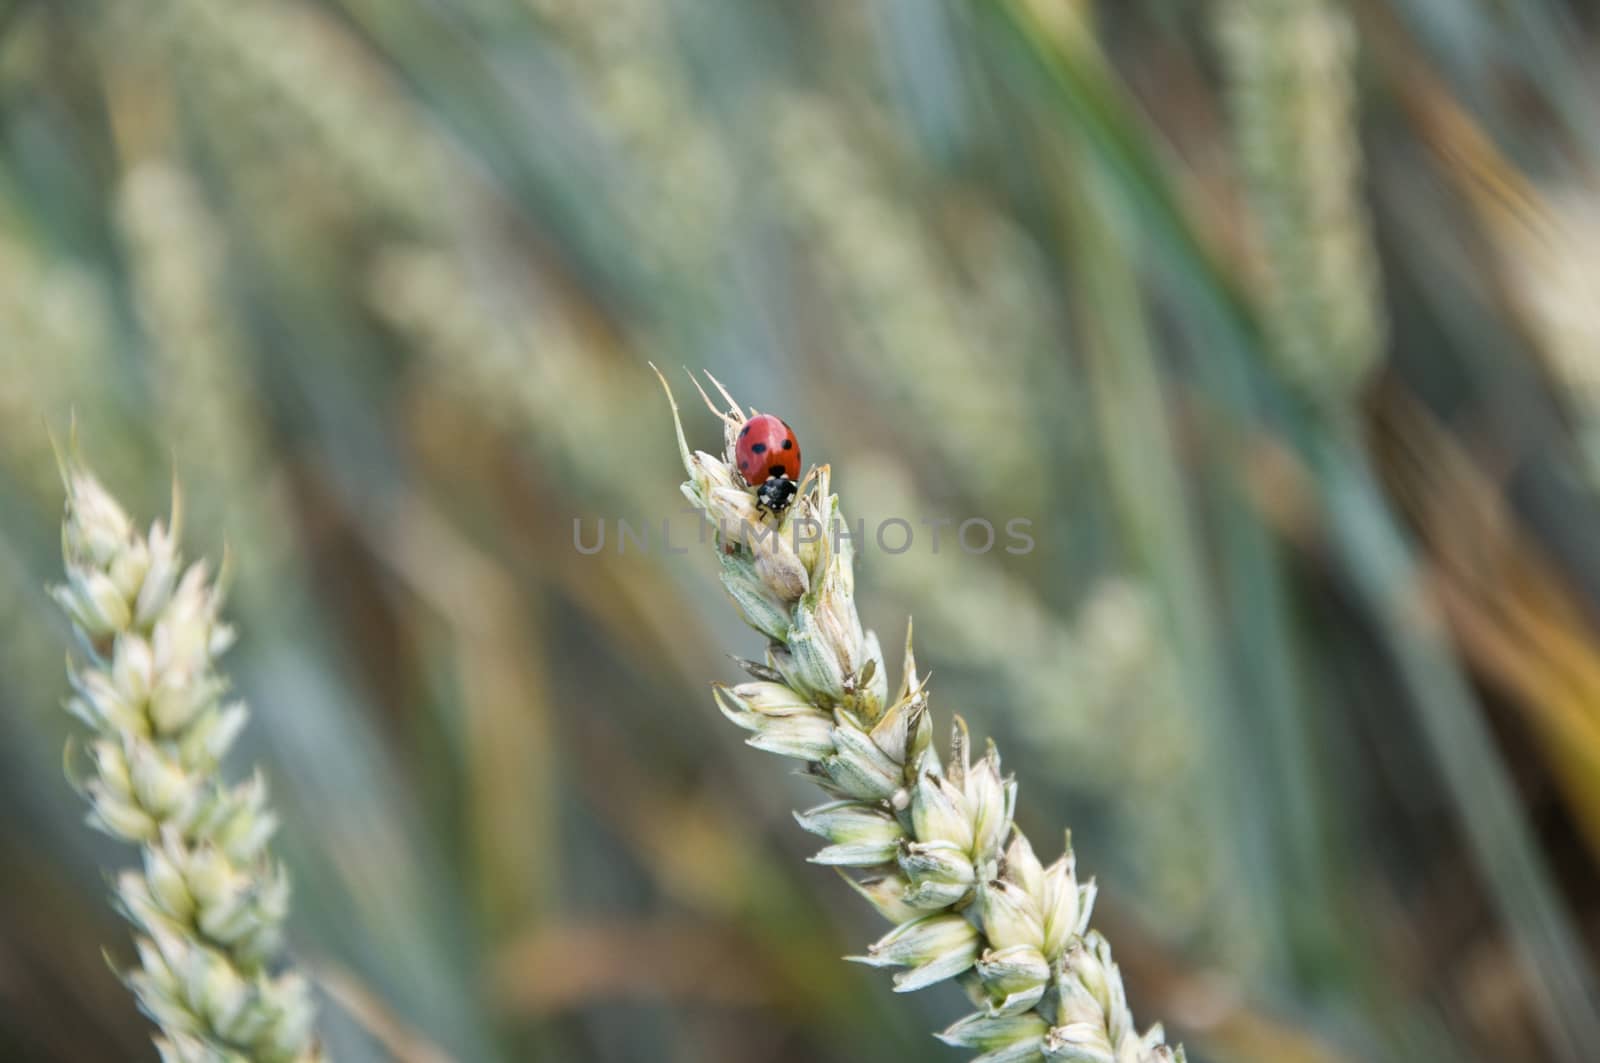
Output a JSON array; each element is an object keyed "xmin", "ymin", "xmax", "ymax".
[{"xmin": 755, "ymin": 474, "xmax": 798, "ymax": 516}]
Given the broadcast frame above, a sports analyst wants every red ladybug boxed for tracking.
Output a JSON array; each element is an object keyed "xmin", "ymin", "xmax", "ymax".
[{"xmin": 736, "ymin": 414, "xmax": 801, "ymax": 514}]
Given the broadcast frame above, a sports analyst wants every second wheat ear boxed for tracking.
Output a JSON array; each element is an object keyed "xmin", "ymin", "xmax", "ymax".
[
  {"xmin": 656, "ymin": 367, "xmax": 1182, "ymax": 1063},
  {"xmin": 53, "ymin": 456, "xmax": 326, "ymax": 1063}
]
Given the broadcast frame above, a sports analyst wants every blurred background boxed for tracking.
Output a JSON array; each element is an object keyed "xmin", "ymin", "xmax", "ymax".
[{"xmin": 4, "ymin": 0, "xmax": 1600, "ymax": 1060}]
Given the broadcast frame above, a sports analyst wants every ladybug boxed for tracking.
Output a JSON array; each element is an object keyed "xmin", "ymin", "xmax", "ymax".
[{"xmin": 736, "ymin": 413, "xmax": 801, "ymax": 515}]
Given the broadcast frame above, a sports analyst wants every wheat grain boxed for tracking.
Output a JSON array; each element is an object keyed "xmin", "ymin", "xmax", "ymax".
[{"xmin": 766, "ymin": 98, "xmax": 1046, "ymax": 507}]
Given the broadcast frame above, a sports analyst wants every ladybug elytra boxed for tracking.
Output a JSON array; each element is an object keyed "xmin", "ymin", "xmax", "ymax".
[{"xmin": 736, "ymin": 413, "xmax": 801, "ymax": 515}]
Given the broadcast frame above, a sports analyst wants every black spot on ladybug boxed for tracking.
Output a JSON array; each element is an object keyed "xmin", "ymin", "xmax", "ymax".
[
  {"xmin": 739, "ymin": 460, "xmax": 748, "ymax": 470},
  {"xmin": 739, "ymin": 425, "xmax": 749, "ymax": 438},
  {"xmin": 770, "ymin": 464, "xmax": 785, "ymax": 477},
  {"xmin": 782, "ymin": 439, "xmax": 792, "ymax": 450},
  {"xmin": 752, "ymin": 442, "xmax": 767, "ymax": 454}
]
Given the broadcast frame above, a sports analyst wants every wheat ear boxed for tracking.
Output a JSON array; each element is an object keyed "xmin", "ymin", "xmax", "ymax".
[
  {"xmin": 656, "ymin": 369, "xmax": 1181, "ymax": 1063},
  {"xmin": 52, "ymin": 453, "xmax": 324, "ymax": 1063},
  {"xmin": 1218, "ymin": 0, "xmax": 1385, "ymax": 408}
]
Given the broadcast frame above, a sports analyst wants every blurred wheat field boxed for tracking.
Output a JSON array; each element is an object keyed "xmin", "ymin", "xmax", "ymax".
[{"xmin": 5, "ymin": 0, "xmax": 1600, "ymax": 1060}]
